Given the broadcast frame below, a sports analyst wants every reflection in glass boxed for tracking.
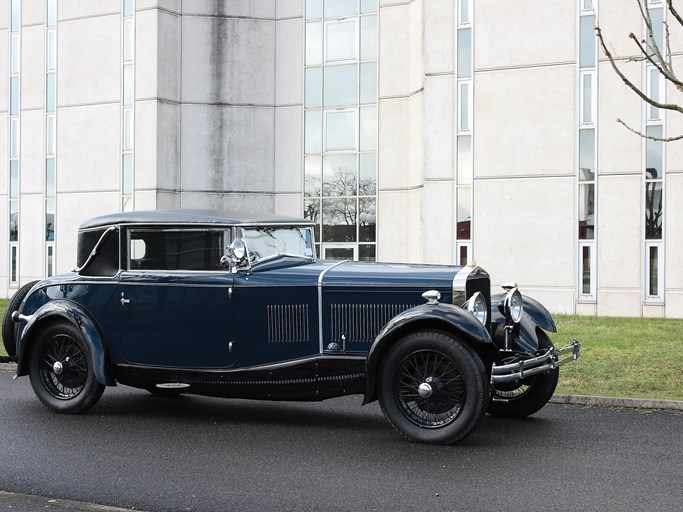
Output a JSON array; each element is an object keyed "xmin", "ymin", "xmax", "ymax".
[
  {"xmin": 123, "ymin": 153, "xmax": 134, "ymax": 195},
  {"xmin": 359, "ymin": 153, "xmax": 376, "ymax": 195},
  {"xmin": 323, "ymin": 154, "xmax": 357, "ymax": 196},
  {"xmin": 46, "ymin": 199, "xmax": 55, "ymax": 241},
  {"xmin": 305, "ymin": 156, "xmax": 322, "ymax": 197},
  {"xmin": 458, "ymin": 0, "xmax": 470, "ymax": 25},
  {"xmin": 326, "ymin": 20, "xmax": 357, "ymax": 62},
  {"xmin": 582, "ymin": 73, "xmax": 592, "ymax": 123},
  {"xmin": 305, "ymin": 110, "xmax": 322, "ymax": 154},
  {"xmin": 582, "ymin": 0, "xmax": 593, "ymax": 11},
  {"xmin": 325, "ymin": 247, "xmax": 355, "ymax": 260},
  {"xmin": 360, "ymin": 62, "xmax": 377, "ymax": 104},
  {"xmin": 457, "ymin": 136, "xmax": 472, "ymax": 185},
  {"xmin": 11, "ymin": 77, "xmax": 20, "ymax": 116},
  {"xmin": 324, "ymin": 64, "xmax": 358, "ymax": 107},
  {"xmin": 645, "ymin": 181, "xmax": 663, "ymax": 239},
  {"xmin": 649, "ymin": 8, "xmax": 664, "ymax": 55},
  {"xmin": 649, "ymin": 246, "xmax": 659, "ymax": 296},
  {"xmin": 360, "ymin": 105, "xmax": 377, "ymax": 151},
  {"xmin": 325, "ymin": 110, "xmax": 356, "ymax": 151},
  {"xmin": 578, "ymin": 183, "xmax": 595, "ymax": 240},
  {"xmin": 124, "ymin": 0, "xmax": 135, "ymax": 17},
  {"xmin": 324, "ymin": 0, "xmax": 357, "ymax": 19},
  {"xmin": 359, "ymin": 244, "xmax": 375, "ymax": 261},
  {"xmin": 10, "ymin": 202, "xmax": 19, "ymax": 242},
  {"xmin": 306, "ymin": 0, "xmax": 323, "ymax": 19},
  {"xmin": 47, "ymin": 245, "xmax": 54, "ymax": 277},
  {"xmin": 46, "ymin": 159, "xmax": 56, "ymax": 197},
  {"xmin": 306, "ymin": 22, "xmax": 323, "ymax": 66},
  {"xmin": 123, "ymin": 64, "xmax": 134, "ymax": 106},
  {"xmin": 361, "ymin": 16, "xmax": 377, "ymax": 61},
  {"xmin": 646, "ymin": 126, "xmax": 663, "ymax": 178},
  {"xmin": 305, "ymin": 67, "xmax": 322, "ymax": 108},
  {"xmin": 10, "ymin": 161, "xmax": 19, "ymax": 199},
  {"xmin": 581, "ymin": 245, "xmax": 591, "ymax": 295},
  {"xmin": 303, "ymin": 198, "xmax": 321, "ymax": 241},
  {"xmin": 579, "ymin": 129, "xmax": 595, "ymax": 181},
  {"xmin": 458, "ymin": 245, "xmax": 468, "ymax": 266},
  {"xmin": 359, "ymin": 197, "xmax": 376, "ymax": 242},
  {"xmin": 47, "ymin": 73, "xmax": 56, "ymax": 113},
  {"xmin": 11, "ymin": 0, "xmax": 20, "ymax": 32},
  {"xmin": 457, "ymin": 29, "xmax": 472, "ymax": 79},
  {"xmin": 11, "ymin": 247, "xmax": 17, "ymax": 283},
  {"xmin": 579, "ymin": 16, "xmax": 596, "ymax": 68},
  {"xmin": 456, "ymin": 186, "xmax": 471, "ymax": 240},
  {"xmin": 322, "ymin": 198, "xmax": 357, "ymax": 242}
]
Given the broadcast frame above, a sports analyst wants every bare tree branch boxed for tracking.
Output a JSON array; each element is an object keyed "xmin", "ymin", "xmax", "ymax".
[
  {"xmin": 616, "ymin": 118, "xmax": 683, "ymax": 141},
  {"xmin": 668, "ymin": 0, "xmax": 683, "ymax": 28}
]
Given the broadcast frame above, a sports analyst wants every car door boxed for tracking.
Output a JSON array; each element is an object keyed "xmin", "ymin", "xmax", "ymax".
[{"xmin": 118, "ymin": 227, "xmax": 235, "ymax": 368}]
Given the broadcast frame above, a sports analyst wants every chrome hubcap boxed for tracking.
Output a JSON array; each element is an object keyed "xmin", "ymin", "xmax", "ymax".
[
  {"xmin": 53, "ymin": 361, "xmax": 63, "ymax": 375},
  {"xmin": 418, "ymin": 382, "xmax": 433, "ymax": 398}
]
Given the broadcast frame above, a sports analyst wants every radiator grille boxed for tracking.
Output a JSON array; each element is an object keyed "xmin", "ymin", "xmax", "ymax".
[
  {"xmin": 267, "ymin": 305, "xmax": 309, "ymax": 343},
  {"xmin": 330, "ymin": 304, "xmax": 415, "ymax": 345}
]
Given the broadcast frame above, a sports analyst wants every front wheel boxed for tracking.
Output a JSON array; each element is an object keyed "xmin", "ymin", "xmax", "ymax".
[
  {"xmin": 487, "ymin": 368, "xmax": 559, "ymax": 418},
  {"xmin": 29, "ymin": 322, "xmax": 105, "ymax": 414},
  {"xmin": 378, "ymin": 330, "xmax": 489, "ymax": 445}
]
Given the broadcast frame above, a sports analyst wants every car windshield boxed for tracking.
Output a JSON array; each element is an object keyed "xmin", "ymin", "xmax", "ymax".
[{"xmin": 241, "ymin": 227, "xmax": 315, "ymax": 264}]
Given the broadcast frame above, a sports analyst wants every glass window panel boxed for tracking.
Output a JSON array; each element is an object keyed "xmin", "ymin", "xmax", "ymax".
[
  {"xmin": 11, "ymin": 246, "xmax": 18, "ymax": 282},
  {"xmin": 579, "ymin": 129, "xmax": 595, "ymax": 181},
  {"xmin": 305, "ymin": 110, "xmax": 322, "ymax": 154},
  {"xmin": 324, "ymin": 247, "xmax": 355, "ymax": 260},
  {"xmin": 648, "ymin": 245, "xmax": 659, "ymax": 296},
  {"xmin": 10, "ymin": 202, "xmax": 19, "ymax": 242},
  {"xmin": 305, "ymin": 155, "xmax": 322, "ymax": 197},
  {"xmin": 649, "ymin": 8, "xmax": 664, "ymax": 55},
  {"xmin": 326, "ymin": 20, "xmax": 357, "ymax": 62},
  {"xmin": 325, "ymin": 109, "xmax": 356, "ymax": 151},
  {"xmin": 457, "ymin": 29, "xmax": 472, "ymax": 78},
  {"xmin": 47, "ymin": 245, "xmax": 54, "ymax": 277},
  {"xmin": 458, "ymin": 244, "xmax": 468, "ymax": 266},
  {"xmin": 360, "ymin": 62, "xmax": 377, "ymax": 104},
  {"xmin": 458, "ymin": 82, "xmax": 470, "ymax": 131},
  {"xmin": 123, "ymin": 153, "xmax": 134, "ymax": 195},
  {"xmin": 10, "ymin": 161, "xmax": 19, "ymax": 199},
  {"xmin": 457, "ymin": 136, "xmax": 472, "ymax": 185},
  {"xmin": 359, "ymin": 197, "xmax": 376, "ymax": 242},
  {"xmin": 305, "ymin": 67, "xmax": 322, "ymax": 108},
  {"xmin": 123, "ymin": 64, "xmax": 134, "ymax": 106},
  {"xmin": 648, "ymin": 67, "xmax": 661, "ymax": 120},
  {"xmin": 458, "ymin": 0, "xmax": 470, "ymax": 25},
  {"xmin": 124, "ymin": 19, "xmax": 134, "ymax": 62},
  {"xmin": 123, "ymin": 109, "xmax": 134, "ymax": 151},
  {"xmin": 324, "ymin": 0, "xmax": 357, "ymax": 19},
  {"xmin": 579, "ymin": 16, "xmax": 596, "ymax": 68},
  {"xmin": 359, "ymin": 153, "xmax": 376, "ymax": 195},
  {"xmin": 11, "ymin": 77, "xmax": 20, "ymax": 116},
  {"xmin": 581, "ymin": 245, "xmax": 592, "ymax": 295},
  {"xmin": 46, "ymin": 158, "xmax": 56, "ymax": 197},
  {"xmin": 46, "ymin": 115, "xmax": 56, "ymax": 155},
  {"xmin": 581, "ymin": 72, "xmax": 593, "ymax": 124},
  {"xmin": 46, "ymin": 199, "xmax": 55, "ymax": 241},
  {"xmin": 306, "ymin": 0, "xmax": 323, "ymax": 20},
  {"xmin": 361, "ymin": 0, "xmax": 377, "ymax": 14},
  {"xmin": 47, "ymin": 0, "xmax": 57, "ymax": 27},
  {"xmin": 322, "ymin": 198, "xmax": 357, "ymax": 242},
  {"xmin": 303, "ymin": 198, "xmax": 321, "ymax": 241},
  {"xmin": 359, "ymin": 244, "xmax": 375, "ymax": 262},
  {"xmin": 11, "ymin": 35, "xmax": 20, "ymax": 74},
  {"xmin": 646, "ymin": 125, "xmax": 663, "ymax": 179},
  {"xmin": 47, "ymin": 30, "xmax": 56, "ymax": 70},
  {"xmin": 360, "ymin": 16, "xmax": 377, "ymax": 61},
  {"xmin": 46, "ymin": 72, "xmax": 56, "ymax": 113},
  {"xmin": 456, "ymin": 186, "xmax": 471, "ymax": 240},
  {"xmin": 323, "ymin": 154, "xmax": 357, "ymax": 196},
  {"xmin": 324, "ymin": 65, "xmax": 358, "ymax": 107},
  {"xmin": 11, "ymin": 0, "xmax": 20, "ymax": 32},
  {"xmin": 122, "ymin": 195, "xmax": 133, "ymax": 212},
  {"xmin": 306, "ymin": 22, "xmax": 323, "ymax": 66},
  {"xmin": 578, "ymin": 183, "xmax": 595, "ymax": 240},
  {"xmin": 582, "ymin": 0, "xmax": 594, "ymax": 12},
  {"xmin": 123, "ymin": 0, "xmax": 135, "ymax": 17},
  {"xmin": 645, "ymin": 182, "xmax": 663, "ymax": 239},
  {"xmin": 10, "ymin": 118, "xmax": 19, "ymax": 158},
  {"xmin": 360, "ymin": 105, "xmax": 377, "ymax": 151}
]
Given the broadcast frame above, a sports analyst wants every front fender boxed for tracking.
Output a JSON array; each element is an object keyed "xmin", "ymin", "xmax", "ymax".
[
  {"xmin": 15, "ymin": 300, "xmax": 115, "ymax": 386},
  {"xmin": 363, "ymin": 303, "xmax": 493, "ymax": 404},
  {"xmin": 490, "ymin": 293, "xmax": 557, "ymax": 353}
]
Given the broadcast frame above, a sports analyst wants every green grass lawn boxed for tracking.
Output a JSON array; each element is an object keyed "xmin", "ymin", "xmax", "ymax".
[{"xmin": 1, "ymin": 299, "xmax": 681, "ymax": 401}]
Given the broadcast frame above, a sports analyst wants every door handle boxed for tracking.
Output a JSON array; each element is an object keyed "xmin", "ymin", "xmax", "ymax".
[{"xmin": 120, "ymin": 292, "xmax": 131, "ymax": 306}]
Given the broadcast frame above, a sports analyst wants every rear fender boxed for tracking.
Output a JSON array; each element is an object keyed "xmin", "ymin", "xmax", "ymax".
[
  {"xmin": 15, "ymin": 300, "xmax": 115, "ymax": 386},
  {"xmin": 363, "ymin": 303, "xmax": 493, "ymax": 404}
]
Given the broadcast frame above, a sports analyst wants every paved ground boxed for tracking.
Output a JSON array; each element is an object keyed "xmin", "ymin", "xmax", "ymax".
[{"xmin": 1, "ymin": 372, "xmax": 681, "ymax": 512}]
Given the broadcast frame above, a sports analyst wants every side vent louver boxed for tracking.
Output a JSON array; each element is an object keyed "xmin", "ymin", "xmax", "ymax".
[
  {"xmin": 267, "ymin": 305, "xmax": 310, "ymax": 343},
  {"xmin": 330, "ymin": 304, "xmax": 415, "ymax": 345}
]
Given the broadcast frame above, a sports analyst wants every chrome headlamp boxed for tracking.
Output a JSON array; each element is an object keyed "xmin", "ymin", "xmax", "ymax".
[
  {"xmin": 503, "ymin": 286, "xmax": 523, "ymax": 324},
  {"xmin": 466, "ymin": 291, "xmax": 488, "ymax": 326}
]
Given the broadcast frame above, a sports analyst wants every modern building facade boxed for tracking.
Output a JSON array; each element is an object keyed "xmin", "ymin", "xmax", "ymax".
[{"xmin": 1, "ymin": 0, "xmax": 682, "ymax": 318}]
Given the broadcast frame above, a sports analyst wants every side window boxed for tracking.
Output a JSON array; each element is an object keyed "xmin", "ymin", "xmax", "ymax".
[
  {"xmin": 128, "ymin": 229, "xmax": 229, "ymax": 271},
  {"xmin": 76, "ymin": 227, "xmax": 120, "ymax": 277}
]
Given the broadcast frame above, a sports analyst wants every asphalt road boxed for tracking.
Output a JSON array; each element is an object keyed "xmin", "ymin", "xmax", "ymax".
[{"xmin": 1, "ymin": 371, "xmax": 681, "ymax": 512}]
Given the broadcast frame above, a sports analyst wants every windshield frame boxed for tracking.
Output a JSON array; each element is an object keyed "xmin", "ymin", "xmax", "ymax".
[{"xmin": 236, "ymin": 225, "xmax": 317, "ymax": 268}]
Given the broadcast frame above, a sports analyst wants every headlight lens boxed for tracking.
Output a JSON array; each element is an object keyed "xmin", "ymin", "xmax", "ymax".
[
  {"xmin": 504, "ymin": 288, "xmax": 524, "ymax": 323},
  {"xmin": 467, "ymin": 291, "xmax": 488, "ymax": 326}
]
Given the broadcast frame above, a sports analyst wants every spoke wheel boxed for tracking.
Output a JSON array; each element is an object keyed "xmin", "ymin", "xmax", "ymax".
[
  {"xmin": 488, "ymin": 367, "xmax": 559, "ymax": 418},
  {"xmin": 379, "ymin": 330, "xmax": 488, "ymax": 445},
  {"xmin": 29, "ymin": 322, "xmax": 105, "ymax": 414}
]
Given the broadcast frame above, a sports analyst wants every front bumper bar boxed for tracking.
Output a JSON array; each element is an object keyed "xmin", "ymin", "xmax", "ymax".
[{"xmin": 490, "ymin": 338, "xmax": 581, "ymax": 384}]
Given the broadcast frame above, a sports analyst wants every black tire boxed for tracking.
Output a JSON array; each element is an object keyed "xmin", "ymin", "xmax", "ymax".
[
  {"xmin": 2, "ymin": 280, "xmax": 39, "ymax": 357},
  {"xmin": 29, "ymin": 321, "xmax": 105, "ymax": 414},
  {"xmin": 378, "ymin": 330, "xmax": 489, "ymax": 445},
  {"xmin": 487, "ymin": 368, "xmax": 559, "ymax": 418}
]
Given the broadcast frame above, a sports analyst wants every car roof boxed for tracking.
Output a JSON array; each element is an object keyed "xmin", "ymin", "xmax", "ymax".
[{"xmin": 79, "ymin": 209, "xmax": 316, "ymax": 230}]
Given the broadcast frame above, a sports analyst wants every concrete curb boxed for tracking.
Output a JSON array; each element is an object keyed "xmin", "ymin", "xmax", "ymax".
[{"xmin": 2, "ymin": 362, "xmax": 682, "ymax": 411}]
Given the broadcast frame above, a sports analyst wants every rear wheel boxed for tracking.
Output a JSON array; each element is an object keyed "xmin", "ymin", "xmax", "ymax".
[
  {"xmin": 378, "ymin": 330, "xmax": 488, "ymax": 445},
  {"xmin": 29, "ymin": 322, "xmax": 105, "ymax": 414},
  {"xmin": 488, "ymin": 367, "xmax": 559, "ymax": 418},
  {"xmin": 2, "ymin": 280, "xmax": 39, "ymax": 357}
]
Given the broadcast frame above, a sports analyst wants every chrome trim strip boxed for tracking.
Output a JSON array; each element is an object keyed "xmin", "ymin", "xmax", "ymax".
[
  {"xmin": 490, "ymin": 338, "xmax": 581, "ymax": 384},
  {"xmin": 317, "ymin": 260, "xmax": 349, "ymax": 353},
  {"xmin": 451, "ymin": 263, "xmax": 475, "ymax": 306},
  {"xmin": 71, "ymin": 226, "xmax": 117, "ymax": 273}
]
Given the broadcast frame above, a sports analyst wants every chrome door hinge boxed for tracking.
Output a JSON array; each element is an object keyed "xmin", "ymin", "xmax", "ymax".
[{"xmin": 228, "ymin": 287, "xmax": 233, "ymax": 299}]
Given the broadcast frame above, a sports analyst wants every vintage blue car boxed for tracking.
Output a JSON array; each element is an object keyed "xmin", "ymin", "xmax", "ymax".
[{"xmin": 3, "ymin": 210, "xmax": 580, "ymax": 444}]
